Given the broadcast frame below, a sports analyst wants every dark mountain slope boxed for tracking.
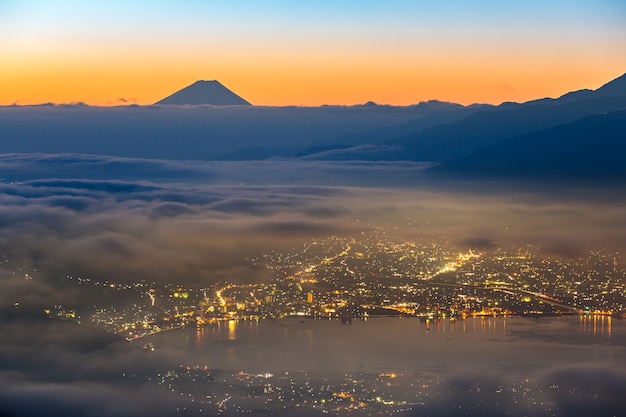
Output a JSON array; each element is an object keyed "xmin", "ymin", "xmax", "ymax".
[
  {"xmin": 434, "ymin": 109, "xmax": 626, "ymax": 181},
  {"xmin": 386, "ymin": 96, "xmax": 626, "ymax": 162},
  {"xmin": 318, "ymin": 102, "xmax": 489, "ymax": 147},
  {"xmin": 298, "ymin": 72, "xmax": 626, "ymax": 162}
]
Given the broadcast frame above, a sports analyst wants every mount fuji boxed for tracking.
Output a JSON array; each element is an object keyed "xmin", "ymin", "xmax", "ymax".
[{"xmin": 155, "ymin": 80, "xmax": 252, "ymax": 106}]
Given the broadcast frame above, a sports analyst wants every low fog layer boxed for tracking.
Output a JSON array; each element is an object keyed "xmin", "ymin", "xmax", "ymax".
[
  {"xmin": 1, "ymin": 154, "xmax": 626, "ymax": 416},
  {"xmin": 0, "ymin": 154, "xmax": 624, "ymax": 289}
]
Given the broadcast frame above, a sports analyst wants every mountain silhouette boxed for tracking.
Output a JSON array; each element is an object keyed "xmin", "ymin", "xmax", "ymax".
[
  {"xmin": 256, "ymin": 72, "xmax": 626, "ymax": 162},
  {"xmin": 316, "ymin": 101, "xmax": 490, "ymax": 147},
  {"xmin": 434, "ymin": 109, "xmax": 626, "ymax": 181},
  {"xmin": 379, "ymin": 73, "xmax": 626, "ymax": 162},
  {"xmin": 295, "ymin": 95, "xmax": 626, "ymax": 162},
  {"xmin": 155, "ymin": 80, "xmax": 252, "ymax": 106},
  {"xmin": 534, "ymin": 72, "xmax": 626, "ymax": 104},
  {"xmin": 223, "ymin": 101, "xmax": 488, "ymax": 160},
  {"xmin": 2, "ymin": 72, "xmax": 625, "ymax": 168},
  {"xmin": 594, "ymin": 72, "xmax": 626, "ymax": 97}
]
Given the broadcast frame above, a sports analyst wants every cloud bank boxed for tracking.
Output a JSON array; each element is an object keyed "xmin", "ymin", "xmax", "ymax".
[
  {"xmin": 0, "ymin": 154, "xmax": 624, "ymax": 288},
  {"xmin": 1, "ymin": 153, "xmax": 625, "ymax": 416}
]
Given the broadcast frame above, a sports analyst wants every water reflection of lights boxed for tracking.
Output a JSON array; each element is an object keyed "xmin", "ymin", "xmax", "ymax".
[
  {"xmin": 580, "ymin": 314, "xmax": 612, "ymax": 337},
  {"xmin": 228, "ymin": 319, "xmax": 237, "ymax": 340}
]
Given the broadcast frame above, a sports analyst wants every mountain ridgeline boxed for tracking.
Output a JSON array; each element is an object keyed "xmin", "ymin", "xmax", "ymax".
[
  {"xmin": 436, "ymin": 109, "xmax": 626, "ymax": 181},
  {"xmin": 155, "ymin": 80, "xmax": 252, "ymax": 106},
  {"xmin": 0, "ymin": 72, "xmax": 625, "ymax": 182},
  {"xmin": 297, "ymin": 73, "xmax": 626, "ymax": 167}
]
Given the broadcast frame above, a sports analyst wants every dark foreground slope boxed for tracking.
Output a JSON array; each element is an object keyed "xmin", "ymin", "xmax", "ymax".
[{"xmin": 434, "ymin": 109, "xmax": 626, "ymax": 182}]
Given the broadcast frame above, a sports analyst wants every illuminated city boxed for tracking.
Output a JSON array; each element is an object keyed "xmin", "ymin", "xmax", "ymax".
[
  {"xmin": 52, "ymin": 229, "xmax": 625, "ymax": 337},
  {"xmin": 12, "ymin": 228, "xmax": 623, "ymax": 416}
]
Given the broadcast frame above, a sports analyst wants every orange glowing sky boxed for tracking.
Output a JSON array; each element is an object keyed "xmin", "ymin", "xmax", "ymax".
[{"xmin": 1, "ymin": 1, "xmax": 625, "ymax": 106}]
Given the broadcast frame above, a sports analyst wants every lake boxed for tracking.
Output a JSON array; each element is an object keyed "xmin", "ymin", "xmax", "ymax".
[{"xmin": 149, "ymin": 315, "xmax": 625, "ymax": 376}]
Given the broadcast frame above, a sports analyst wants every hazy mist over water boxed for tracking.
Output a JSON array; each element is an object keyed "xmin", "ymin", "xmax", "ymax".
[
  {"xmin": 136, "ymin": 316, "xmax": 626, "ymax": 416},
  {"xmin": 150, "ymin": 316, "xmax": 624, "ymax": 375}
]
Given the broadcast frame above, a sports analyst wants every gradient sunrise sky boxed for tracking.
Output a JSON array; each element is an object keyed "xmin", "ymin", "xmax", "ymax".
[{"xmin": 1, "ymin": 0, "xmax": 625, "ymax": 106}]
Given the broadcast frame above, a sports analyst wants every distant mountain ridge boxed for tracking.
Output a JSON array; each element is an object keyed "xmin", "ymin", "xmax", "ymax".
[
  {"xmin": 522, "ymin": 71, "xmax": 626, "ymax": 105},
  {"xmin": 213, "ymin": 101, "xmax": 488, "ymax": 160},
  {"xmin": 288, "ymin": 72, "xmax": 626, "ymax": 162},
  {"xmin": 1, "ymin": 71, "xmax": 625, "ymax": 179},
  {"xmin": 421, "ymin": 72, "xmax": 626, "ymax": 182},
  {"xmin": 434, "ymin": 109, "xmax": 626, "ymax": 182},
  {"xmin": 232, "ymin": 72, "xmax": 624, "ymax": 162},
  {"xmin": 385, "ymin": 96, "xmax": 626, "ymax": 161},
  {"xmin": 156, "ymin": 80, "xmax": 252, "ymax": 106}
]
